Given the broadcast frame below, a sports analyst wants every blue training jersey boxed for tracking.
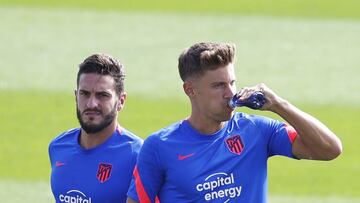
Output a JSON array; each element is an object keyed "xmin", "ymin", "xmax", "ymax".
[
  {"xmin": 49, "ymin": 126, "xmax": 143, "ymax": 203},
  {"xmin": 127, "ymin": 112, "xmax": 297, "ymax": 203}
]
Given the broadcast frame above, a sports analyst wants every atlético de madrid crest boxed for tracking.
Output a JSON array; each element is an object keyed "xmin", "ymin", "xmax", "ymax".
[
  {"xmin": 225, "ymin": 135, "xmax": 244, "ymax": 155},
  {"xmin": 96, "ymin": 163, "xmax": 112, "ymax": 183}
]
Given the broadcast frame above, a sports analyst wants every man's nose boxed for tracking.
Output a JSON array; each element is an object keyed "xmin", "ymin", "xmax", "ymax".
[
  {"xmin": 225, "ymin": 85, "xmax": 236, "ymax": 98},
  {"xmin": 86, "ymin": 95, "xmax": 98, "ymax": 108}
]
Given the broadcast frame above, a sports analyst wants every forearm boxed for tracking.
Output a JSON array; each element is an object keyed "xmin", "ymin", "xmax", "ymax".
[{"xmin": 271, "ymin": 98, "xmax": 342, "ymax": 160}]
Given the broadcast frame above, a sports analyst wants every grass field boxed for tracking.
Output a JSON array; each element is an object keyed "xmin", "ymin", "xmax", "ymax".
[
  {"xmin": 0, "ymin": 1, "xmax": 359, "ymax": 202},
  {"xmin": 1, "ymin": 0, "xmax": 360, "ymax": 19}
]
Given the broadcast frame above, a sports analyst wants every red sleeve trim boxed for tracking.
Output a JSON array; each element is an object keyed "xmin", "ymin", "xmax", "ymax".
[
  {"xmin": 134, "ymin": 166, "xmax": 152, "ymax": 203},
  {"xmin": 285, "ymin": 124, "xmax": 297, "ymax": 144}
]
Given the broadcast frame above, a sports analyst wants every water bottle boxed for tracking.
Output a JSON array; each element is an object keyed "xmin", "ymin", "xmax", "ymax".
[{"xmin": 228, "ymin": 91, "xmax": 266, "ymax": 109}]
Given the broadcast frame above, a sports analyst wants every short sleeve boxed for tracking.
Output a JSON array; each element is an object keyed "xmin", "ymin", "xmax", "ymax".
[
  {"xmin": 127, "ymin": 135, "xmax": 164, "ymax": 203},
  {"xmin": 246, "ymin": 114, "xmax": 298, "ymax": 159},
  {"xmin": 267, "ymin": 120, "xmax": 298, "ymax": 158}
]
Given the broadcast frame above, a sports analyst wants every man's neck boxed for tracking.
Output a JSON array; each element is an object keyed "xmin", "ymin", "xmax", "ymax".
[
  {"xmin": 187, "ymin": 116, "xmax": 225, "ymax": 135},
  {"xmin": 79, "ymin": 121, "xmax": 118, "ymax": 149}
]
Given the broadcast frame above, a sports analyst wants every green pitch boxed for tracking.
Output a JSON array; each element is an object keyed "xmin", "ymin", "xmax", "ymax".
[
  {"xmin": 0, "ymin": 0, "xmax": 359, "ymax": 202},
  {"xmin": 1, "ymin": 0, "xmax": 360, "ymax": 19}
]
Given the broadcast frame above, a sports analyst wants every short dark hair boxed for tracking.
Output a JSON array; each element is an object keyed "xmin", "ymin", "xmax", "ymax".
[
  {"xmin": 178, "ymin": 42, "xmax": 235, "ymax": 81},
  {"xmin": 77, "ymin": 53, "xmax": 125, "ymax": 95}
]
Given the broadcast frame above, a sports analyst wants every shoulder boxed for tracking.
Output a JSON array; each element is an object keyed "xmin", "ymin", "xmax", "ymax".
[
  {"xmin": 48, "ymin": 128, "xmax": 80, "ymax": 157},
  {"xmin": 118, "ymin": 127, "xmax": 143, "ymax": 150},
  {"xmin": 49, "ymin": 128, "xmax": 80, "ymax": 147},
  {"xmin": 147, "ymin": 121, "xmax": 183, "ymax": 141},
  {"xmin": 232, "ymin": 112, "xmax": 285, "ymax": 134}
]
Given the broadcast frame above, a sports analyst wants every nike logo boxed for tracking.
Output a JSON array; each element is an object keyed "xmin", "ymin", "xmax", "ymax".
[
  {"xmin": 178, "ymin": 153, "xmax": 195, "ymax": 160},
  {"xmin": 55, "ymin": 161, "xmax": 66, "ymax": 167}
]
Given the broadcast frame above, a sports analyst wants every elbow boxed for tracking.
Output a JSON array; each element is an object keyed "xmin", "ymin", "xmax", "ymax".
[
  {"xmin": 332, "ymin": 141, "xmax": 343, "ymax": 160},
  {"xmin": 324, "ymin": 139, "xmax": 343, "ymax": 161}
]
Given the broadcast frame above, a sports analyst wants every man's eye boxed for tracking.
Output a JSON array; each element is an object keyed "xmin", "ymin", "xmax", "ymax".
[
  {"xmin": 98, "ymin": 93, "xmax": 110, "ymax": 98},
  {"xmin": 214, "ymin": 83, "xmax": 225, "ymax": 88},
  {"xmin": 80, "ymin": 91, "xmax": 89, "ymax": 96}
]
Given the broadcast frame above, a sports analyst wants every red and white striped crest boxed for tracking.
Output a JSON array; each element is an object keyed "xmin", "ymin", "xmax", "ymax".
[
  {"xmin": 225, "ymin": 135, "xmax": 244, "ymax": 155},
  {"xmin": 96, "ymin": 163, "xmax": 112, "ymax": 183}
]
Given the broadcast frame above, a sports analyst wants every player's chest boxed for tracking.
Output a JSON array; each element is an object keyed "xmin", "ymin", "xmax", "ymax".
[
  {"xmin": 51, "ymin": 151, "xmax": 134, "ymax": 201},
  {"xmin": 161, "ymin": 132, "xmax": 268, "ymax": 198}
]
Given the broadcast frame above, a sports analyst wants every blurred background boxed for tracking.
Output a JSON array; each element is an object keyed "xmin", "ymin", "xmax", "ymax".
[{"xmin": 0, "ymin": 0, "xmax": 359, "ymax": 202}]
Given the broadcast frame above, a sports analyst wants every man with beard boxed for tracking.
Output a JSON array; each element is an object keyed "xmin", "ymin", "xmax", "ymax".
[
  {"xmin": 49, "ymin": 53, "xmax": 143, "ymax": 203},
  {"xmin": 126, "ymin": 42, "xmax": 342, "ymax": 203}
]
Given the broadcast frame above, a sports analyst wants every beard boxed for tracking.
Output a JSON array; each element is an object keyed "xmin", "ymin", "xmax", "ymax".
[{"xmin": 76, "ymin": 104, "xmax": 117, "ymax": 134}]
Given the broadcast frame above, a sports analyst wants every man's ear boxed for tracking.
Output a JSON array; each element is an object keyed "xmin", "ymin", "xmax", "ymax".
[
  {"xmin": 183, "ymin": 81, "xmax": 195, "ymax": 97},
  {"xmin": 117, "ymin": 92, "xmax": 126, "ymax": 111}
]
